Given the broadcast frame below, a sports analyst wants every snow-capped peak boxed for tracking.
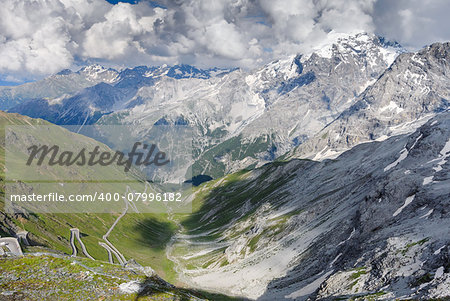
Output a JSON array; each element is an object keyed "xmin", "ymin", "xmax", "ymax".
[
  {"xmin": 80, "ymin": 64, "xmax": 119, "ymax": 83},
  {"xmin": 247, "ymin": 32, "xmax": 404, "ymax": 95},
  {"xmin": 304, "ymin": 32, "xmax": 404, "ymax": 64}
]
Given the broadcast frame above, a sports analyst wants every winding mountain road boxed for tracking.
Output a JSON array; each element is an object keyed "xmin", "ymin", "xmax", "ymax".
[
  {"xmin": 0, "ymin": 237, "xmax": 23, "ymax": 256},
  {"xmin": 70, "ymin": 228, "xmax": 94, "ymax": 260},
  {"xmin": 99, "ymin": 242, "xmax": 125, "ymax": 264},
  {"xmin": 100, "ymin": 185, "xmax": 140, "ymax": 264},
  {"xmin": 16, "ymin": 231, "xmax": 30, "ymax": 246},
  {"xmin": 69, "ymin": 185, "xmax": 143, "ymax": 264}
]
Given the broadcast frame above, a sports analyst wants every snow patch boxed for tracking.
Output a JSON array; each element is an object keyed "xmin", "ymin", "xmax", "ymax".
[
  {"xmin": 425, "ymin": 138, "xmax": 450, "ymax": 184},
  {"xmin": 423, "ymin": 176, "xmax": 434, "ymax": 185},
  {"xmin": 419, "ymin": 209, "xmax": 433, "ymax": 219},
  {"xmin": 379, "ymin": 101, "xmax": 404, "ymax": 114},
  {"xmin": 379, "ymin": 46, "xmax": 399, "ymax": 66},
  {"xmin": 434, "ymin": 266, "xmax": 444, "ymax": 279},
  {"xmin": 337, "ymin": 228, "xmax": 356, "ymax": 247},
  {"xmin": 411, "ymin": 54, "xmax": 425, "ymax": 66},
  {"xmin": 433, "ymin": 138, "xmax": 450, "ymax": 172},
  {"xmin": 313, "ymin": 147, "xmax": 342, "ymax": 161},
  {"xmin": 434, "ymin": 245, "xmax": 445, "ymax": 255},
  {"xmin": 384, "ymin": 147, "xmax": 408, "ymax": 172},
  {"xmin": 393, "ymin": 195, "xmax": 415, "ymax": 217},
  {"xmin": 330, "ymin": 253, "xmax": 342, "ymax": 267}
]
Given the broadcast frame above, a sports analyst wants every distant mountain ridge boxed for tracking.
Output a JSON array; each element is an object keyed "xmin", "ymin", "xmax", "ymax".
[
  {"xmin": 5, "ymin": 33, "xmax": 448, "ymax": 181},
  {"xmin": 0, "ymin": 65, "xmax": 119, "ymax": 110},
  {"xmin": 5, "ymin": 64, "xmax": 235, "ymax": 125}
]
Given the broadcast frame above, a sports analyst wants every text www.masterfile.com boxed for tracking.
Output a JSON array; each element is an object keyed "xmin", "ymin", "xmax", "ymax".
[{"xmin": 9, "ymin": 192, "xmax": 183, "ymax": 202}]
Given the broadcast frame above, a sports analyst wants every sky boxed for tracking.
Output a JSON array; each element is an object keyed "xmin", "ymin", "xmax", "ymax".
[{"xmin": 0, "ymin": 0, "xmax": 449, "ymax": 84}]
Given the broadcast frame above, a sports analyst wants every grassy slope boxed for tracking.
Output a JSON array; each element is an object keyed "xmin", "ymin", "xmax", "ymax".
[
  {"xmin": 0, "ymin": 254, "xmax": 219, "ymax": 300},
  {"xmin": 191, "ymin": 134, "xmax": 273, "ymax": 179},
  {"xmin": 0, "ymin": 111, "xmax": 177, "ymax": 281}
]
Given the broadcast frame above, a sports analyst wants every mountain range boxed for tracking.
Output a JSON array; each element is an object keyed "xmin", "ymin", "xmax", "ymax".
[
  {"xmin": 3, "ymin": 33, "xmax": 413, "ymax": 180},
  {"xmin": 0, "ymin": 32, "xmax": 449, "ymax": 300}
]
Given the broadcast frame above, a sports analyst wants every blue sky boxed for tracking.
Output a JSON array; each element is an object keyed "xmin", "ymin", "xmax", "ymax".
[
  {"xmin": 105, "ymin": 0, "xmax": 139, "ymax": 4},
  {"xmin": 0, "ymin": 80, "xmax": 22, "ymax": 86}
]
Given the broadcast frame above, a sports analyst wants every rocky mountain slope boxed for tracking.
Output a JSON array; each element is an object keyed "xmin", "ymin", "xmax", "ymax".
[
  {"xmin": 101, "ymin": 33, "xmax": 404, "ymax": 178},
  {"xmin": 6, "ymin": 65, "xmax": 234, "ymax": 125},
  {"xmin": 0, "ymin": 33, "xmax": 449, "ymax": 301},
  {"xmin": 289, "ymin": 42, "xmax": 450, "ymax": 161},
  {"xmin": 168, "ymin": 112, "xmax": 450, "ymax": 300},
  {"xmin": 0, "ymin": 111, "xmax": 242, "ymax": 301},
  {"xmin": 1, "ymin": 110, "xmax": 448, "ymax": 300}
]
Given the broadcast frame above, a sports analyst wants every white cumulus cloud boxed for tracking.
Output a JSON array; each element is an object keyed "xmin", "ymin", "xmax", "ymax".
[{"xmin": 0, "ymin": 0, "xmax": 448, "ymax": 81}]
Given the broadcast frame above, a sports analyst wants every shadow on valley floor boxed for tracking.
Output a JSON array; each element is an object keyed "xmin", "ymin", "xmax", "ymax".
[
  {"xmin": 133, "ymin": 216, "xmax": 176, "ymax": 251},
  {"xmin": 135, "ymin": 276, "xmax": 249, "ymax": 301}
]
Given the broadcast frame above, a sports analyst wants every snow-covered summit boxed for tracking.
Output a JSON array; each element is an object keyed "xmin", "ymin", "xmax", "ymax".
[
  {"xmin": 251, "ymin": 32, "xmax": 404, "ymax": 87},
  {"xmin": 79, "ymin": 64, "xmax": 119, "ymax": 84}
]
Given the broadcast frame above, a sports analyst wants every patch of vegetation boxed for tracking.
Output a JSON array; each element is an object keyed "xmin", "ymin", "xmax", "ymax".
[
  {"xmin": 0, "ymin": 113, "xmax": 179, "ymax": 282},
  {"xmin": 348, "ymin": 280, "xmax": 359, "ymax": 291},
  {"xmin": 219, "ymin": 258, "xmax": 229, "ymax": 267},
  {"xmin": 399, "ymin": 238, "xmax": 430, "ymax": 255},
  {"xmin": 248, "ymin": 234, "xmax": 261, "ymax": 253},
  {"xmin": 191, "ymin": 133, "xmax": 274, "ymax": 179},
  {"xmin": 350, "ymin": 267, "xmax": 367, "ymax": 278},
  {"xmin": 412, "ymin": 273, "xmax": 433, "ymax": 286}
]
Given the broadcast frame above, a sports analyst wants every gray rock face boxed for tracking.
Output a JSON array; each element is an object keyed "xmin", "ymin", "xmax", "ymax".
[
  {"xmin": 168, "ymin": 112, "xmax": 450, "ymax": 300},
  {"xmin": 290, "ymin": 42, "xmax": 450, "ymax": 161},
  {"xmin": 4, "ymin": 65, "xmax": 234, "ymax": 125},
  {"xmin": 238, "ymin": 33, "xmax": 402, "ymax": 156}
]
